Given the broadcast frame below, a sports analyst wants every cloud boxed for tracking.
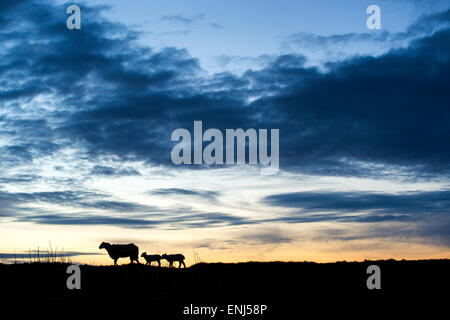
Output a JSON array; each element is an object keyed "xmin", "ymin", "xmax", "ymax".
[
  {"xmin": 0, "ymin": 175, "xmax": 38, "ymax": 185},
  {"xmin": 160, "ymin": 13, "xmax": 222, "ymax": 29},
  {"xmin": 160, "ymin": 14, "xmax": 197, "ymax": 25},
  {"xmin": 155, "ymin": 30, "xmax": 190, "ymax": 36},
  {"xmin": 209, "ymin": 22, "xmax": 223, "ymax": 29},
  {"xmin": 0, "ymin": 190, "xmax": 91, "ymax": 207},
  {"xmin": 0, "ymin": 188, "xmax": 249, "ymax": 229},
  {"xmin": 15, "ymin": 211, "xmax": 251, "ymax": 229},
  {"xmin": 313, "ymin": 220, "xmax": 450, "ymax": 247},
  {"xmin": 81, "ymin": 200, "xmax": 157, "ymax": 212},
  {"xmin": 16, "ymin": 213, "xmax": 160, "ymax": 227},
  {"xmin": 90, "ymin": 165, "xmax": 140, "ymax": 176},
  {"xmin": 0, "ymin": 190, "xmax": 158, "ymax": 213},
  {"xmin": 0, "ymin": 188, "xmax": 247, "ymax": 229},
  {"xmin": 0, "ymin": 0, "xmax": 203, "ymax": 171},
  {"xmin": 264, "ymin": 190, "xmax": 450, "ymax": 215},
  {"xmin": 282, "ymin": 8, "xmax": 450, "ymax": 64},
  {"xmin": 1, "ymin": 0, "xmax": 449, "ymax": 257},
  {"xmin": 191, "ymin": 228, "xmax": 293, "ymax": 249},
  {"xmin": 262, "ymin": 190, "xmax": 450, "ymax": 245},
  {"xmin": 238, "ymin": 228, "xmax": 293, "ymax": 245},
  {"xmin": 150, "ymin": 188, "xmax": 220, "ymax": 201},
  {"xmin": 214, "ymin": 55, "xmax": 273, "ymax": 75},
  {"xmin": 248, "ymin": 26, "xmax": 450, "ymax": 177},
  {"xmin": 176, "ymin": 212, "xmax": 250, "ymax": 227},
  {"xmin": 1, "ymin": 1, "xmax": 449, "ymax": 180}
]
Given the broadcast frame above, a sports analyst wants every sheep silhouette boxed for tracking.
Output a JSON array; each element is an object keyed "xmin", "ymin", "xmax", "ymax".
[
  {"xmin": 141, "ymin": 252, "xmax": 161, "ymax": 267},
  {"xmin": 162, "ymin": 253, "xmax": 186, "ymax": 268},
  {"xmin": 99, "ymin": 242, "xmax": 140, "ymax": 265}
]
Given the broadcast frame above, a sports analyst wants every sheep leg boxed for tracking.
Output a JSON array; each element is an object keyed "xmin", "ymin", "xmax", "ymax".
[
  {"xmin": 182, "ymin": 261, "xmax": 186, "ymax": 268},
  {"xmin": 157, "ymin": 260, "xmax": 160, "ymax": 267},
  {"xmin": 114, "ymin": 258, "xmax": 118, "ymax": 266}
]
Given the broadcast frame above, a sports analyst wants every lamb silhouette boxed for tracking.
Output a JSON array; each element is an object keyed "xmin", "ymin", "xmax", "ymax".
[
  {"xmin": 162, "ymin": 253, "xmax": 186, "ymax": 268},
  {"xmin": 141, "ymin": 252, "xmax": 161, "ymax": 267},
  {"xmin": 99, "ymin": 242, "xmax": 140, "ymax": 265}
]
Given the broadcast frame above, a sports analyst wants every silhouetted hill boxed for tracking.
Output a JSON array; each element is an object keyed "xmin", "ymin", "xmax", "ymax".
[{"xmin": 1, "ymin": 259, "xmax": 448, "ymax": 317}]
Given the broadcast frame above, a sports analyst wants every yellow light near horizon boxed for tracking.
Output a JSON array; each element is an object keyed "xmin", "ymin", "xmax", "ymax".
[{"xmin": 1, "ymin": 221, "xmax": 448, "ymax": 266}]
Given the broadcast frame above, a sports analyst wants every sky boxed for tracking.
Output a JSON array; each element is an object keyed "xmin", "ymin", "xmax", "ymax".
[{"xmin": 0, "ymin": 0, "xmax": 449, "ymax": 265}]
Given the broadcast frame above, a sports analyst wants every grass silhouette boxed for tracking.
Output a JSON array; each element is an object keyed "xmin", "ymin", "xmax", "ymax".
[
  {"xmin": 9, "ymin": 243, "xmax": 73, "ymax": 264},
  {"xmin": 0, "ymin": 259, "xmax": 448, "ymax": 317}
]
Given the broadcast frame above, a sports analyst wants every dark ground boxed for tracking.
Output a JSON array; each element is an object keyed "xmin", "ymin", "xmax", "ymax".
[{"xmin": 1, "ymin": 259, "xmax": 448, "ymax": 318}]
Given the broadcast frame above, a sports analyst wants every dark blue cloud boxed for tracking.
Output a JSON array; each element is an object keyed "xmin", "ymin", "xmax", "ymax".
[
  {"xmin": 160, "ymin": 14, "xmax": 196, "ymax": 24},
  {"xmin": 263, "ymin": 189, "xmax": 450, "ymax": 244},
  {"xmin": 150, "ymin": 188, "xmax": 220, "ymax": 201},
  {"xmin": 160, "ymin": 13, "xmax": 223, "ymax": 29},
  {"xmin": 238, "ymin": 230, "xmax": 293, "ymax": 245},
  {"xmin": 17, "ymin": 214, "xmax": 159, "ymax": 227},
  {"xmin": 0, "ymin": 188, "xmax": 250, "ymax": 228},
  {"xmin": 284, "ymin": 8, "xmax": 450, "ymax": 52},
  {"xmin": 0, "ymin": 0, "xmax": 204, "ymax": 169},
  {"xmin": 15, "ymin": 211, "xmax": 250, "ymax": 229},
  {"xmin": 0, "ymin": 190, "xmax": 158, "ymax": 213},
  {"xmin": 264, "ymin": 190, "xmax": 450, "ymax": 214},
  {"xmin": 1, "ymin": 0, "xmax": 449, "ymax": 179},
  {"xmin": 90, "ymin": 165, "xmax": 140, "ymax": 176},
  {"xmin": 249, "ymin": 26, "xmax": 450, "ymax": 177},
  {"xmin": 0, "ymin": 175, "xmax": 37, "ymax": 184},
  {"xmin": 263, "ymin": 190, "xmax": 450, "ymax": 234},
  {"xmin": 1, "ymin": 0, "xmax": 449, "ymax": 252}
]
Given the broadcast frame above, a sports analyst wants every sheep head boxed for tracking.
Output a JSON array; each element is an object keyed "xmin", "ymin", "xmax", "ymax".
[
  {"xmin": 99, "ymin": 242, "xmax": 110, "ymax": 250},
  {"xmin": 141, "ymin": 252, "xmax": 146, "ymax": 257}
]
